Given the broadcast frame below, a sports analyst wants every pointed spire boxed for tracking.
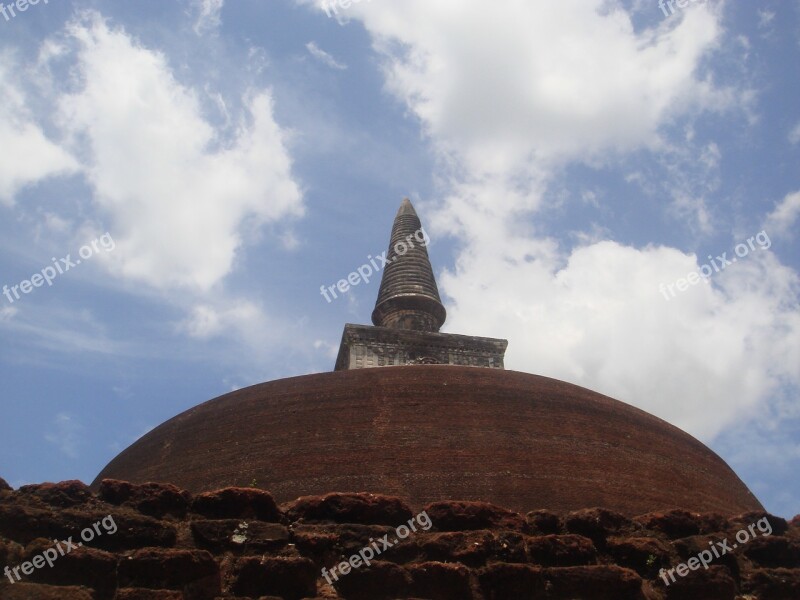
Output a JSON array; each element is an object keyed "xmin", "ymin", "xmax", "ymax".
[{"xmin": 371, "ymin": 198, "xmax": 446, "ymax": 332}]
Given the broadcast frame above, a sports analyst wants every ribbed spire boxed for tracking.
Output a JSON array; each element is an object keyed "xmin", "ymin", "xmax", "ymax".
[{"xmin": 371, "ymin": 198, "xmax": 446, "ymax": 332}]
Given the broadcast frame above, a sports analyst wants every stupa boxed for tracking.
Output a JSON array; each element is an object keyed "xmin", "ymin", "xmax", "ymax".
[{"xmin": 92, "ymin": 199, "xmax": 763, "ymax": 516}]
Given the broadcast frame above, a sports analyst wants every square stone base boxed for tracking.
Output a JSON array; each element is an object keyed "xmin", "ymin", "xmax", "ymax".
[{"xmin": 334, "ymin": 324, "xmax": 507, "ymax": 371}]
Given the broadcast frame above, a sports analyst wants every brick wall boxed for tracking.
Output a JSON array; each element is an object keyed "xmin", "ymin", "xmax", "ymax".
[{"xmin": 1, "ymin": 477, "xmax": 798, "ymax": 599}]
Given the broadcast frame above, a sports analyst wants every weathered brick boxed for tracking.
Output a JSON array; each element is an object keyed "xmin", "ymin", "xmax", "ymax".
[
  {"xmin": 329, "ymin": 560, "xmax": 410, "ymax": 600},
  {"xmin": 544, "ymin": 565, "xmax": 643, "ymax": 600},
  {"xmin": 526, "ymin": 510, "xmax": 562, "ymax": 535},
  {"xmin": 478, "ymin": 564, "xmax": 547, "ymax": 599},
  {"xmin": 607, "ymin": 536, "xmax": 671, "ymax": 578},
  {"xmin": 118, "ymin": 548, "xmax": 219, "ymax": 600},
  {"xmin": 191, "ymin": 519, "xmax": 288, "ymax": 553},
  {"xmin": 730, "ymin": 511, "xmax": 788, "ymax": 536},
  {"xmin": 17, "ymin": 482, "xmax": 94, "ymax": 509},
  {"xmin": 741, "ymin": 567, "xmax": 800, "ymax": 600},
  {"xmin": 526, "ymin": 534, "xmax": 597, "ymax": 567},
  {"xmin": 565, "ymin": 508, "xmax": 633, "ymax": 546},
  {"xmin": 285, "ymin": 492, "xmax": 414, "ymax": 527},
  {"xmin": 291, "ymin": 523, "xmax": 399, "ymax": 564},
  {"xmin": 98, "ymin": 481, "xmax": 191, "ymax": 520},
  {"xmin": 658, "ymin": 564, "xmax": 736, "ymax": 600},
  {"xmin": 423, "ymin": 501, "xmax": 527, "ymax": 533},
  {"xmin": 0, "ymin": 582, "xmax": 96, "ymax": 599},
  {"xmin": 634, "ymin": 510, "xmax": 702, "ymax": 539},
  {"xmin": 228, "ymin": 556, "xmax": 316, "ymax": 600},
  {"xmin": 23, "ymin": 539, "xmax": 117, "ymax": 597},
  {"xmin": 418, "ymin": 530, "xmax": 518, "ymax": 567},
  {"xmin": 0, "ymin": 504, "xmax": 176, "ymax": 550},
  {"xmin": 743, "ymin": 536, "xmax": 800, "ymax": 569},
  {"xmin": 406, "ymin": 561, "xmax": 473, "ymax": 600},
  {"xmin": 191, "ymin": 488, "xmax": 281, "ymax": 522}
]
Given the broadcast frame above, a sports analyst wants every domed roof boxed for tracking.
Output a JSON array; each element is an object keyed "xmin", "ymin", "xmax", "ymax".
[{"xmin": 92, "ymin": 365, "xmax": 762, "ymax": 516}]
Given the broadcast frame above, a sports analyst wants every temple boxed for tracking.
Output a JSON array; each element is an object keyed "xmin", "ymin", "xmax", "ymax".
[
  {"xmin": 91, "ymin": 197, "xmax": 764, "ymax": 518},
  {"xmin": 335, "ymin": 199, "xmax": 507, "ymax": 370}
]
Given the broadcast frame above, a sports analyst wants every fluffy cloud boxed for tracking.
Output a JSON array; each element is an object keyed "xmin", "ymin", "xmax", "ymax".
[
  {"xmin": 766, "ymin": 191, "xmax": 800, "ymax": 238},
  {"xmin": 54, "ymin": 13, "xmax": 303, "ymax": 291},
  {"xmin": 0, "ymin": 55, "xmax": 78, "ymax": 205},
  {"xmin": 353, "ymin": 0, "xmax": 732, "ymax": 176}
]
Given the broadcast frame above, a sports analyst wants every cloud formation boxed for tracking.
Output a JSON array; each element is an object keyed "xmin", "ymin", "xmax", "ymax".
[
  {"xmin": 0, "ymin": 56, "xmax": 78, "ymax": 205},
  {"xmin": 49, "ymin": 12, "xmax": 303, "ymax": 291}
]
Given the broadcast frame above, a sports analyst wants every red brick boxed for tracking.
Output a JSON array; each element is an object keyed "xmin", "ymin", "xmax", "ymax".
[
  {"xmin": 191, "ymin": 519, "xmax": 288, "ymax": 553},
  {"xmin": 285, "ymin": 492, "xmax": 413, "ymax": 526},
  {"xmin": 526, "ymin": 510, "xmax": 562, "ymax": 534},
  {"xmin": 98, "ymin": 481, "xmax": 191, "ymax": 519},
  {"xmin": 478, "ymin": 564, "xmax": 547, "ymax": 599},
  {"xmin": 659, "ymin": 564, "xmax": 736, "ymax": 600},
  {"xmin": 227, "ymin": 556, "xmax": 316, "ymax": 600},
  {"xmin": 406, "ymin": 561, "xmax": 473, "ymax": 600},
  {"xmin": 423, "ymin": 500, "xmax": 527, "ymax": 532},
  {"xmin": 741, "ymin": 567, "xmax": 800, "ymax": 599},
  {"xmin": 17, "ymin": 482, "xmax": 93, "ymax": 509},
  {"xmin": 634, "ymin": 510, "xmax": 702, "ymax": 539},
  {"xmin": 606, "ymin": 536, "xmax": 671, "ymax": 578},
  {"xmin": 118, "ymin": 548, "xmax": 219, "ymax": 600},
  {"xmin": 329, "ymin": 560, "xmax": 410, "ymax": 600},
  {"xmin": 0, "ymin": 582, "xmax": 96, "ymax": 599},
  {"xmin": 191, "ymin": 488, "xmax": 281, "ymax": 522},
  {"xmin": 526, "ymin": 534, "xmax": 597, "ymax": 567},
  {"xmin": 544, "ymin": 565, "xmax": 644, "ymax": 600}
]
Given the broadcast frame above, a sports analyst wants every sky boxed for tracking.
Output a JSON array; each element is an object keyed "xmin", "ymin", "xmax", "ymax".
[{"xmin": 0, "ymin": 0, "xmax": 798, "ymax": 518}]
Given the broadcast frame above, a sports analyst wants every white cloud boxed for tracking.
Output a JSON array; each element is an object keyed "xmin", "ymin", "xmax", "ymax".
[
  {"xmin": 0, "ymin": 54, "xmax": 78, "ymax": 205},
  {"xmin": 356, "ymin": 0, "xmax": 733, "ymax": 177},
  {"xmin": 190, "ymin": 0, "xmax": 225, "ymax": 35},
  {"xmin": 789, "ymin": 121, "xmax": 800, "ymax": 145},
  {"xmin": 178, "ymin": 301, "xmax": 262, "ymax": 339},
  {"xmin": 44, "ymin": 413, "xmax": 84, "ymax": 459},
  {"xmin": 305, "ymin": 41, "xmax": 347, "ymax": 70},
  {"xmin": 765, "ymin": 190, "xmax": 800, "ymax": 238},
  {"xmin": 53, "ymin": 12, "xmax": 303, "ymax": 292}
]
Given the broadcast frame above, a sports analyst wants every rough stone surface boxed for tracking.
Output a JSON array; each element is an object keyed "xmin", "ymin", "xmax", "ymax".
[
  {"xmin": 1, "ymin": 479, "xmax": 798, "ymax": 599},
  {"xmin": 98, "ymin": 480, "xmax": 192, "ymax": 519},
  {"xmin": 91, "ymin": 366, "xmax": 764, "ymax": 516},
  {"xmin": 285, "ymin": 492, "xmax": 413, "ymax": 526},
  {"xmin": 191, "ymin": 488, "xmax": 282, "ymax": 523}
]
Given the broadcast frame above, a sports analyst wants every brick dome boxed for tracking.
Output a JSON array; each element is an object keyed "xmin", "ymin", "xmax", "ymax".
[{"xmin": 92, "ymin": 365, "xmax": 762, "ymax": 516}]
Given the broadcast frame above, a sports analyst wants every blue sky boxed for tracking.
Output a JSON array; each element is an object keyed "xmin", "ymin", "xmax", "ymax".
[{"xmin": 1, "ymin": 0, "xmax": 798, "ymax": 518}]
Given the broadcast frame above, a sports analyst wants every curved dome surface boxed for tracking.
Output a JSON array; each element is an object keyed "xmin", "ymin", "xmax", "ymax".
[{"xmin": 93, "ymin": 366, "xmax": 762, "ymax": 516}]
